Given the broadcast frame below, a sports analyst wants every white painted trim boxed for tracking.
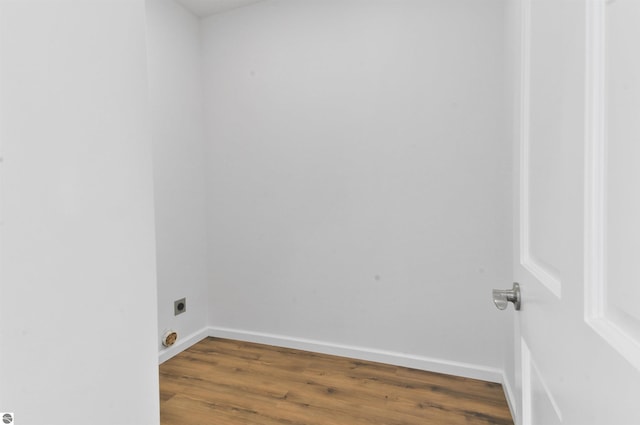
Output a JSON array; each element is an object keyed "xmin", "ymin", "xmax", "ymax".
[
  {"xmin": 518, "ymin": 0, "xmax": 562, "ymax": 299},
  {"xmin": 521, "ymin": 339, "xmax": 532, "ymax": 425},
  {"xmin": 587, "ymin": 318, "xmax": 640, "ymax": 370},
  {"xmin": 502, "ymin": 371, "xmax": 519, "ymax": 425},
  {"xmin": 206, "ymin": 326, "xmax": 504, "ymax": 383},
  {"xmin": 583, "ymin": 0, "xmax": 640, "ymax": 373},
  {"xmin": 518, "ymin": 0, "xmax": 531, "ymax": 276},
  {"xmin": 521, "ymin": 337, "xmax": 562, "ymax": 425},
  {"xmin": 158, "ymin": 327, "xmax": 209, "ymax": 364},
  {"xmin": 158, "ymin": 325, "xmax": 511, "ymax": 384},
  {"xmin": 584, "ymin": 0, "xmax": 608, "ymax": 325},
  {"xmin": 531, "ymin": 359, "xmax": 563, "ymax": 423}
]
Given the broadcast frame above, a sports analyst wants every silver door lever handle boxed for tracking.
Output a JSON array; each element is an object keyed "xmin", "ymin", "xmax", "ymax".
[{"xmin": 493, "ymin": 282, "xmax": 521, "ymax": 311}]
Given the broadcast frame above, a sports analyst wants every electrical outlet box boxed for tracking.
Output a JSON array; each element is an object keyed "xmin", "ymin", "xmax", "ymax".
[{"xmin": 174, "ymin": 298, "xmax": 186, "ymax": 316}]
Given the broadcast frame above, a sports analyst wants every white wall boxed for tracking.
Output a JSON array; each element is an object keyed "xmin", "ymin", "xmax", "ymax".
[
  {"xmin": 0, "ymin": 1, "xmax": 160, "ymax": 424},
  {"xmin": 201, "ymin": 0, "xmax": 512, "ymax": 376},
  {"xmin": 145, "ymin": 0, "xmax": 209, "ymax": 360}
]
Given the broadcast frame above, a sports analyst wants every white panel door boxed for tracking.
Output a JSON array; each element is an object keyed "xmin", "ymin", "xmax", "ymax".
[{"xmin": 514, "ymin": 0, "xmax": 640, "ymax": 424}]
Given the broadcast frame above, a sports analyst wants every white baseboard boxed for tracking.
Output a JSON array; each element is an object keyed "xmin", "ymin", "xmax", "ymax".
[
  {"xmin": 158, "ymin": 327, "xmax": 209, "ymax": 364},
  {"xmin": 205, "ymin": 326, "xmax": 505, "ymax": 383}
]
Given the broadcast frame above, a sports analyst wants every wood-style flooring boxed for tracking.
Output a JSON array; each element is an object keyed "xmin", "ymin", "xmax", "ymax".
[{"xmin": 159, "ymin": 337, "xmax": 513, "ymax": 425}]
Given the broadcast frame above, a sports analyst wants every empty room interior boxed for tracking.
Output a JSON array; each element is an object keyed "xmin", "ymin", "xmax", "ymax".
[{"xmin": 1, "ymin": 0, "xmax": 640, "ymax": 424}]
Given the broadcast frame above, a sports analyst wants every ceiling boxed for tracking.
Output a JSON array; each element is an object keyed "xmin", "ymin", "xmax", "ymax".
[{"xmin": 176, "ymin": 0, "xmax": 266, "ymax": 17}]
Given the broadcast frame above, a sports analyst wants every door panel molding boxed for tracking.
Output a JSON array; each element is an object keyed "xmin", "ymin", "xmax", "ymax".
[
  {"xmin": 584, "ymin": 0, "xmax": 640, "ymax": 372},
  {"xmin": 521, "ymin": 338, "xmax": 563, "ymax": 425},
  {"xmin": 519, "ymin": 0, "xmax": 562, "ymax": 298}
]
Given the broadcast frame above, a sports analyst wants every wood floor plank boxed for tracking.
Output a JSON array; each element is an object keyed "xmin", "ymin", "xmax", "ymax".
[{"xmin": 160, "ymin": 337, "xmax": 513, "ymax": 425}]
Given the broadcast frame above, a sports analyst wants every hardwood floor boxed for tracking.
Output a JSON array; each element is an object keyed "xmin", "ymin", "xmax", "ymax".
[{"xmin": 159, "ymin": 337, "xmax": 513, "ymax": 425}]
